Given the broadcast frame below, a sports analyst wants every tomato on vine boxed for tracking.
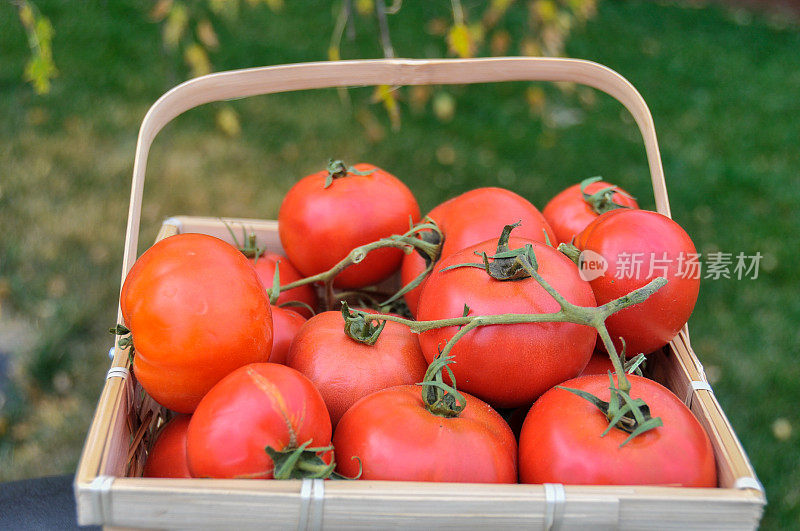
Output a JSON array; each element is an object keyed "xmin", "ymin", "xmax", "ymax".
[
  {"xmin": 543, "ymin": 176, "xmax": 638, "ymax": 245},
  {"xmin": 286, "ymin": 305, "xmax": 427, "ymax": 427},
  {"xmin": 519, "ymin": 373, "xmax": 717, "ymax": 487},
  {"xmin": 278, "ymin": 160, "xmax": 420, "ymax": 289},
  {"xmin": 416, "ymin": 225, "xmax": 596, "ymax": 408},
  {"xmin": 333, "ymin": 355, "xmax": 517, "ymax": 483},
  {"xmin": 400, "ymin": 187, "xmax": 556, "ymax": 315},
  {"xmin": 565, "ymin": 209, "xmax": 700, "ymax": 357}
]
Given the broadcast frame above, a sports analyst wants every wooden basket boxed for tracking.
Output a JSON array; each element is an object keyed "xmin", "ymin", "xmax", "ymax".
[{"xmin": 74, "ymin": 58, "xmax": 765, "ymax": 529}]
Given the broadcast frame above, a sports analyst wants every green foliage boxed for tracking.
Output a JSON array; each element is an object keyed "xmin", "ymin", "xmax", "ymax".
[
  {"xmin": 142, "ymin": 0, "xmax": 599, "ymax": 134},
  {"xmin": 16, "ymin": 0, "xmax": 57, "ymax": 94}
]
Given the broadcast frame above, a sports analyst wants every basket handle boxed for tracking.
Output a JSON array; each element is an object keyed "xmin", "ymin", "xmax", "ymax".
[{"xmin": 123, "ymin": 57, "xmax": 670, "ymax": 284}]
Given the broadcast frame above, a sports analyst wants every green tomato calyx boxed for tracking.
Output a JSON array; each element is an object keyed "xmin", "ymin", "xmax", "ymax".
[
  {"xmin": 440, "ymin": 221, "xmax": 539, "ymax": 281},
  {"xmin": 324, "ymin": 159, "xmax": 375, "ymax": 188},
  {"xmin": 580, "ymin": 176, "xmax": 636, "ymax": 215},
  {"xmin": 419, "ymin": 353, "xmax": 467, "ymax": 418},
  {"xmin": 341, "ymin": 301, "xmax": 386, "ymax": 345}
]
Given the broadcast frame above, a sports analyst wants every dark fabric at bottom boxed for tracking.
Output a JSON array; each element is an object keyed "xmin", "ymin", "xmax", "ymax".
[{"xmin": 0, "ymin": 474, "xmax": 99, "ymax": 530}]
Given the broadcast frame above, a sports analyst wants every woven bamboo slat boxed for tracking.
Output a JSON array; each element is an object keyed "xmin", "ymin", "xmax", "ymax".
[{"xmin": 75, "ymin": 57, "xmax": 765, "ymax": 529}]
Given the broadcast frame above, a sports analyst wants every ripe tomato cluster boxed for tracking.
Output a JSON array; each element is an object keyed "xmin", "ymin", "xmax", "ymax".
[{"xmin": 125, "ymin": 161, "xmax": 715, "ymax": 488}]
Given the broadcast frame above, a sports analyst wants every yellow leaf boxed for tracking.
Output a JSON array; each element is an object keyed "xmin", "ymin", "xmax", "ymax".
[
  {"xmin": 18, "ymin": 4, "xmax": 35, "ymax": 28},
  {"xmin": 468, "ymin": 23, "xmax": 485, "ymax": 45},
  {"xmin": 526, "ymin": 86, "xmax": 546, "ymax": 115},
  {"xmin": 197, "ymin": 19, "xmax": 219, "ymax": 49},
  {"xmin": 356, "ymin": 0, "xmax": 374, "ymax": 15},
  {"xmin": 163, "ymin": 2, "xmax": 188, "ymax": 49},
  {"xmin": 447, "ymin": 23, "xmax": 473, "ymax": 58},
  {"xmin": 216, "ymin": 106, "xmax": 241, "ymax": 137},
  {"xmin": 534, "ymin": 0, "xmax": 557, "ymax": 23},
  {"xmin": 35, "ymin": 17, "xmax": 54, "ymax": 43},
  {"xmin": 491, "ymin": 0, "xmax": 515, "ymax": 10},
  {"xmin": 150, "ymin": 0, "xmax": 173, "ymax": 22},
  {"xmin": 184, "ymin": 43, "xmax": 211, "ymax": 77},
  {"xmin": 328, "ymin": 46, "xmax": 341, "ymax": 62},
  {"xmin": 373, "ymin": 85, "xmax": 401, "ymax": 131},
  {"xmin": 24, "ymin": 54, "xmax": 57, "ymax": 95}
]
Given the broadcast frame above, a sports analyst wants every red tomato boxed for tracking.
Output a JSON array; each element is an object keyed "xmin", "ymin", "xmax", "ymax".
[
  {"xmin": 572, "ymin": 209, "xmax": 700, "ymax": 356},
  {"xmin": 286, "ymin": 310, "xmax": 427, "ymax": 427},
  {"xmin": 579, "ymin": 349, "xmax": 616, "ymax": 376},
  {"xmin": 519, "ymin": 374, "xmax": 717, "ymax": 487},
  {"xmin": 120, "ymin": 234, "xmax": 273, "ymax": 413},
  {"xmin": 401, "ymin": 187, "xmax": 556, "ymax": 315},
  {"xmin": 278, "ymin": 162, "xmax": 420, "ymax": 289},
  {"xmin": 186, "ymin": 363, "xmax": 331, "ymax": 479},
  {"xmin": 142, "ymin": 415, "xmax": 192, "ymax": 478},
  {"xmin": 543, "ymin": 179, "xmax": 638, "ymax": 244},
  {"xmin": 251, "ymin": 252, "xmax": 317, "ymax": 318},
  {"xmin": 269, "ymin": 306, "xmax": 306, "ymax": 365},
  {"xmin": 333, "ymin": 384, "xmax": 517, "ymax": 482},
  {"xmin": 417, "ymin": 238, "xmax": 596, "ymax": 408}
]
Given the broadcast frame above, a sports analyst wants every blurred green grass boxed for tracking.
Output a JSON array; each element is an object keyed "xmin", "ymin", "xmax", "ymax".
[{"xmin": 0, "ymin": 0, "xmax": 798, "ymax": 528}]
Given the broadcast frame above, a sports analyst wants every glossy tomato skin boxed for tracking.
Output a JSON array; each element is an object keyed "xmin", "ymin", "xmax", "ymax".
[
  {"xmin": 278, "ymin": 163, "xmax": 420, "ymax": 289},
  {"xmin": 186, "ymin": 363, "xmax": 331, "ymax": 479},
  {"xmin": 121, "ymin": 234, "xmax": 273, "ymax": 413},
  {"xmin": 519, "ymin": 374, "xmax": 717, "ymax": 487},
  {"xmin": 543, "ymin": 180, "xmax": 639, "ymax": 245},
  {"xmin": 401, "ymin": 187, "xmax": 556, "ymax": 316},
  {"xmin": 269, "ymin": 306, "xmax": 306, "ymax": 365},
  {"xmin": 417, "ymin": 238, "xmax": 597, "ymax": 408},
  {"xmin": 573, "ymin": 209, "xmax": 700, "ymax": 356},
  {"xmin": 333, "ymin": 385, "xmax": 517, "ymax": 483},
  {"xmin": 251, "ymin": 253, "xmax": 317, "ymax": 318},
  {"xmin": 286, "ymin": 310, "xmax": 427, "ymax": 427},
  {"xmin": 142, "ymin": 415, "xmax": 192, "ymax": 478}
]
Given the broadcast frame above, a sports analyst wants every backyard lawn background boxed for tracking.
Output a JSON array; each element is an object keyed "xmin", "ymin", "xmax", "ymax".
[{"xmin": 1, "ymin": 1, "xmax": 798, "ymax": 528}]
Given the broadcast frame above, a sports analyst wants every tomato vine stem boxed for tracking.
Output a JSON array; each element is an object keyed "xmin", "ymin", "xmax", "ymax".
[
  {"xmin": 337, "ymin": 224, "xmax": 668, "ymax": 442},
  {"xmin": 269, "ymin": 218, "xmax": 444, "ymax": 310},
  {"xmin": 269, "ymin": 219, "xmax": 667, "ymax": 443}
]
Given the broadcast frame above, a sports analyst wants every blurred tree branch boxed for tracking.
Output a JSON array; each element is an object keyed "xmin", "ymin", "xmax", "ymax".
[
  {"xmin": 141, "ymin": 0, "xmax": 599, "ymax": 137},
  {"xmin": 11, "ymin": 0, "xmax": 57, "ymax": 95}
]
